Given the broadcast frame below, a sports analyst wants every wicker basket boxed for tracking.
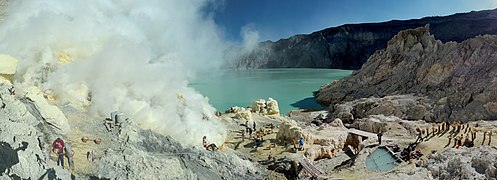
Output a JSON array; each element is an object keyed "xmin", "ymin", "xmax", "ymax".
[
  {"xmin": 81, "ymin": 136, "xmax": 90, "ymax": 143},
  {"xmin": 94, "ymin": 138, "xmax": 102, "ymax": 144}
]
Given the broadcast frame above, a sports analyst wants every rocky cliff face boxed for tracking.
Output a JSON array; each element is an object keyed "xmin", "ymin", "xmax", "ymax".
[
  {"xmin": 316, "ymin": 24, "xmax": 497, "ymax": 122},
  {"xmin": 230, "ymin": 9, "xmax": 497, "ymax": 70},
  {"xmin": 0, "ymin": 81, "xmax": 71, "ymax": 179},
  {"xmin": 95, "ymin": 127, "xmax": 263, "ymax": 180},
  {"xmin": 0, "ymin": 78, "xmax": 264, "ymax": 179}
]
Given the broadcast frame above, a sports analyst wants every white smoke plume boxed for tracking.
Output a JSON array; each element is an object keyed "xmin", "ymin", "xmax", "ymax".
[
  {"xmin": 0, "ymin": 0, "xmax": 235, "ymax": 146},
  {"xmin": 240, "ymin": 24, "xmax": 260, "ymax": 52}
]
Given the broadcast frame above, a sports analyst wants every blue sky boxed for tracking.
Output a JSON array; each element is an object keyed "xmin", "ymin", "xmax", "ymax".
[{"xmin": 211, "ymin": 0, "xmax": 497, "ymax": 42}]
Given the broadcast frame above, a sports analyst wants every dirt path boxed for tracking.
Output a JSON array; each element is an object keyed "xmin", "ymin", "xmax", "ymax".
[
  {"xmin": 416, "ymin": 124, "xmax": 497, "ymax": 156},
  {"xmin": 62, "ymin": 111, "xmax": 115, "ymax": 177}
]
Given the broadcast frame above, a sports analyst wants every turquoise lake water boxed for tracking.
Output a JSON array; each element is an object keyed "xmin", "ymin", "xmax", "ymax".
[{"xmin": 189, "ymin": 68, "xmax": 352, "ymax": 114}]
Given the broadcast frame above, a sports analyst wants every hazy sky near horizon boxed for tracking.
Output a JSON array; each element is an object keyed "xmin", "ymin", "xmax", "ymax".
[{"xmin": 211, "ymin": 0, "xmax": 497, "ymax": 42}]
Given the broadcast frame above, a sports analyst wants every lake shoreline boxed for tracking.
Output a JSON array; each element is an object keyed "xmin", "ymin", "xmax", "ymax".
[{"xmin": 190, "ymin": 68, "xmax": 352, "ymax": 115}]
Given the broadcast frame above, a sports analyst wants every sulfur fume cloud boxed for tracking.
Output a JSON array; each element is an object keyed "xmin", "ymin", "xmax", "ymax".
[
  {"xmin": 0, "ymin": 0, "xmax": 238, "ymax": 146},
  {"xmin": 240, "ymin": 24, "xmax": 260, "ymax": 52}
]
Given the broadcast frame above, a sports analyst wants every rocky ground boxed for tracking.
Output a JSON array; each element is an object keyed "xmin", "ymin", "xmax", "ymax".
[
  {"xmin": 221, "ymin": 25, "xmax": 497, "ymax": 179},
  {"xmin": 4, "ymin": 15, "xmax": 497, "ymax": 180},
  {"xmin": 0, "ymin": 78, "xmax": 265, "ymax": 179},
  {"xmin": 302, "ymin": 25, "xmax": 497, "ymax": 179},
  {"xmin": 0, "ymin": 79, "xmax": 71, "ymax": 179},
  {"xmin": 4, "ymin": 70, "xmax": 497, "ymax": 180},
  {"xmin": 317, "ymin": 24, "xmax": 497, "ymax": 122},
  {"xmin": 217, "ymin": 105, "xmax": 497, "ymax": 180}
]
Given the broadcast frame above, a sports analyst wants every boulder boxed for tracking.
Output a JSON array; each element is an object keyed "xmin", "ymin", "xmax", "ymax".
[
  {"xmin": 266, "ymin": 98, "xmax": 280, "ymax": 115},
  {"xmin": 306, "ymin": 125, "xmax": 347, "ymax": 147},
  {"xmin": 234, "ymin": 108, "xmax": 252, "ymax": 121},
  {"xmin": 350, "ymin": 114, "xmax": 428, "ymax": 137},
  {"xmin": 343, "ymin": 133, "xmax": 362, "ymax": 151},
  {"xmin": 276, "ymin": 121, "xmax": 304, "ymax": 144},
  {"xmin": 0, "ymin": 54, "xmax": 18, "ymax": 75},
  {"xmin": 227, "ymin": 106, "xmax": 246, "ymax": 114},
  {"xmin": 350, "ymin": 115, "xmax": 400, "ymax": 134},
  {"xmin": 329, "ymin": 118, "xmax": 344, "ymax": 128},
  {"xmin": 251, "ymin": 99, "xmax": 266, "ymax": 113},
  {"xmin": 23, "ymin": 87, "xmax": 71, "ymax": 134},
  {"xmin": 250, "ymin": 98, "xmax": 280, "ymax": 116},
  {"xmin": 304, "ymin": 145, "xmax": 337, "ymax": 161},
  {"xmin": 276, "ymin": 120, "xmax": 347, "ymax": 148},
  {"xmin": 331, "ymin": 95, "xmax": 433, "ymax": 123}
]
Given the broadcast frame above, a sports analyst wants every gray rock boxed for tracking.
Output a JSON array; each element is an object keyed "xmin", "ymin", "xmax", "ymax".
[
  {"xmin": 0, "ymin": 81, "xmax": 71, "ymax": 179},
  {"xmin": 366, "ymin": 167, "xmax": 432, "ymax": 180},
  {"xmin": 331, "ymin": 95, "xmax": 433, "ymax": 123},
  {"xmin": 1, "ymin": 78, "xmax": 266, "ymax": 180},
  {"xmin": 22, "ymin": 87, "xmax": 71, "ymax": 134},
  {"xmin": 94, "ymin": 119, "xmax": 265, "ymax": 180},
  {"xmin": 425, "ymin": 146, "xmax": 497, "ymax": 180},
  {"xmin": 317, "ymin": 24, "xmax": 497, "ymax": 122}
]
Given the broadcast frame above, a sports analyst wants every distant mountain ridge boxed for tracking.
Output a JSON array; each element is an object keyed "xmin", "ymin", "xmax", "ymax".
[{"xmin": 231, "ymin": 8, "xmax": 497, "ymax": 70}]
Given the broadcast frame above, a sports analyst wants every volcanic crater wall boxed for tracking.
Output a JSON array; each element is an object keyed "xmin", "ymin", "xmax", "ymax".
[
  {"xmin": 231, "ymin": 9, "xmax": 497, "ymax": 70},
  {"xmin": 317, "ymin": 25, "xmax": 497, "ymax": 122}
]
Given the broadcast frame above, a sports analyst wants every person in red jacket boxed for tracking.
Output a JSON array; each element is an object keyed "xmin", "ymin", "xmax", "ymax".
[{"xmin": 52, "ymin": 138, "xmax": 65, "ymax": 168}]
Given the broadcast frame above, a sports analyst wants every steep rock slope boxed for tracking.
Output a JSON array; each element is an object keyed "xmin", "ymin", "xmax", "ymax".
[
  {"xmin": 317, "ymin": 25, "xmax": 497, "ymax": 121},
  {"xmin": 94, "ymin": 119, "xmax": 264, "ymax": 180},
  {"xmin": 231, "ymin": 9, "xmax": 497, "ymax": 70},
  {"xmin": 0, "ymin": 80, "xmax": 264, "ymax": 179},
  {"xmin": 0, "ymin": 81, "xmax": 71, "ymax": 179}
]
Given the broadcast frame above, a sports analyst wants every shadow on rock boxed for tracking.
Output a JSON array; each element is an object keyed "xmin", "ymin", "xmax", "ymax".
[
  {"xmin": 333, "ymin": 157, "xmax": 356, "ymax": 172},
  {"xmin": 290, "ymin": 97, "xmax": 326, "ymax": 110},
  {"xmin": 37, "ymin": 168, "xmax": 56, "ymax": 180},
  {"xmin": 89, "ymin": 176, "xmax": 110, "ymax": 180},
  {"xmin": 243, "ymin": 141, "xmax": 257, "ymax": 148},
  {"xmin": 0, "ymin": 141, "xmax": 27, "ymax": 175},
  {"xmin": 267, "ymin": 159, "xmax": 301, "ymax": 180}
]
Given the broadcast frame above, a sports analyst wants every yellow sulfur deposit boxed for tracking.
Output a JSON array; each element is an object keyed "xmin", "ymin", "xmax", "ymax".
[
  {"xmin": 56, "ymin": 52, "xmax": 74, "ymax": 64},
  {"xmin": 0, "ymin": 54, "xmax": 18, "ymax": 82},
  {"xmin": 0, "ymin": 54, "xmax": 18, "ymax": 75}
]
